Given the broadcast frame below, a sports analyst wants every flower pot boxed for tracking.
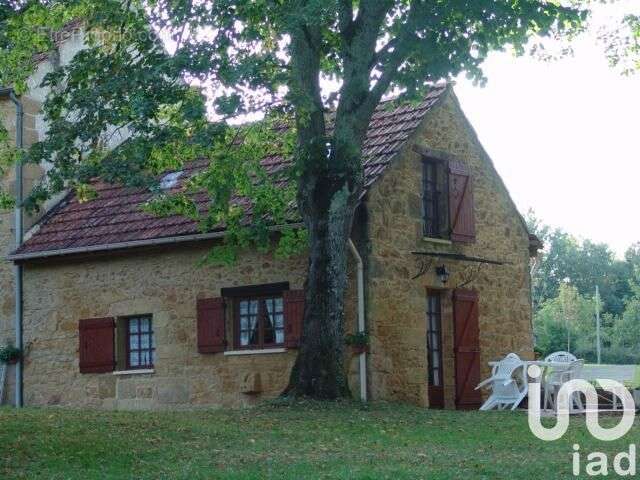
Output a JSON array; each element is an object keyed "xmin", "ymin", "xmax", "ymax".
[{"xmin": 351, "ymin": 345, "xmax": 369, "ymax": 355}]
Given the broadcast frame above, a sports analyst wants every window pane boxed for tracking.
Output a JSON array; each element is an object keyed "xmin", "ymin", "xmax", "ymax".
[
  {"xmin": 139, "ymin": 317, "xmax": 150, "ymax": 332},
  {"xmin": 129, "ymin": 351, "xmax": 140, "ymax": 367},
  {"xmin": 264, "ymin": 308, "xmax": 275, "ymax": 330},
  {"xmin": 431, "ymin": 351, "xmax": 440, "ymax": 369},
  {"xmin": 248, "ymin": 317, "xmax": 259, "ymax": 345},
  {"xmin": 140, "ymin": 334, "xmax": 149, "ymax": 349},
  {"xmin": 427, "ymin": 293, "xmax": 442, "ymax": 387},
  {"xmin": 129, "ymin": 318, "xmax": 139, "ymax": 333},
  {"xmin": 236, "ymin": 294, "xmax": 285, "ymax": 348},
  {"xmin": 129, "ymin": 334, "xmax": 138, "ymax": 350},
  {"xmin": 140, "ymin": 351, "xmax": 150, "ymax": 366}
]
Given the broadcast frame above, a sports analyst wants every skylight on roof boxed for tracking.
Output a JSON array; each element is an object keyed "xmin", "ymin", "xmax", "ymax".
[{"xmin": 160, "ymin": 171, "xmax": 183, "ymax": 190}]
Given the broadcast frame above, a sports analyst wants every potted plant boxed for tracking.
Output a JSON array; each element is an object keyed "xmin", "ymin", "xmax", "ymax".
[
  {"xmin": 0, "ymin": 344, "xmax": 21, "ymax": 365},
  {"xmin": 533, "ymin": 346, "xmax": 543, "ymax": 361},
  {"xmin": 345, "ymin": 332, "xmax": 369, "ymax": 354}
]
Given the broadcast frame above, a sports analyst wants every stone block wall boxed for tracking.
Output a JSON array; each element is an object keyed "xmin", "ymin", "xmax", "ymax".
[
  {"xmin": 19, "ymin": 244, "xmax": 361, "ymax": 409},
  {"xmin": 1, "ymin": 94, "xmax": 45, "ymax": 405}
]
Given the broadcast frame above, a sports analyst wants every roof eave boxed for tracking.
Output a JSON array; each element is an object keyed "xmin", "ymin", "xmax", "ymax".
[{"xmin": 7, "ymin": 222, "xmax": 304, "ymax": 263}]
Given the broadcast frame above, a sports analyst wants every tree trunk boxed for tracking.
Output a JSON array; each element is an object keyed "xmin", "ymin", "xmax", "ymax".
[
  {"xmin": 284, "ymin": 13, "xmax": 375, "ymax": 399},
  {"xmin": 285, "ymin": 175, "xmax": 358, "ymax": 398}
]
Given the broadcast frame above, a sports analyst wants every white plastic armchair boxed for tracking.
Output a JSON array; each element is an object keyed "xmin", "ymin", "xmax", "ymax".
[
  {"xmin": 544, "ymin": 351, "xmax": 577, "ymax": 364},
  {"xmin": 476, "ymin": 353, "xmax": 528, "ymax": 411},
  {"xmin": 543, "ymin": 352, "xmax": 584, "ymax": 412}
]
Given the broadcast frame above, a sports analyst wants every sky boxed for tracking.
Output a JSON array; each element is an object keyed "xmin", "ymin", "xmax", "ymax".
[{"xmin": 454, "ymin": 1, "xmax": 639, "ymax": 258}]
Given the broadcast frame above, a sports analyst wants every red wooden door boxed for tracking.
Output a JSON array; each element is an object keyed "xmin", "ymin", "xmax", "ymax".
[{"xmin": 453, "ymin": 289, "xmax": 482, "ymax": 409}]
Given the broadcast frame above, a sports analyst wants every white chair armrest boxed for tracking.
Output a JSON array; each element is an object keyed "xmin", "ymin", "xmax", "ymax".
[{"xmin": 475, "ymin": 377, "xmax": 494, "ymax": 390}]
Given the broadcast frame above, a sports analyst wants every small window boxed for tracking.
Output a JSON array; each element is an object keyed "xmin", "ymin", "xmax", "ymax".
[
  {"xmin": 235, "ymin": 296, "xmax": 285, "ymax": 349},
  {"xmin": 422, "ymin": 159, "xmax": 449, "ymax": 238},
  {"xmin": 160, "ymin": 170, "xmax": 183, "ymax": 189},
  {"xmin": 115, "ymin": 315, "xmax": 155, "ymax": 370}
]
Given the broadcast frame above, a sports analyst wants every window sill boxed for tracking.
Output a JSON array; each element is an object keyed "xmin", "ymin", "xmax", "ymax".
[
  {"xmin": 224, "ymin": 348, "xmax": 287, "ymax": 356},
  {"xmin": 113, "ymin": 368, "xmax": 155, "ymax": 376},
  {"xmin": 422, "ymin": 237, "xmax": 452, "ymax": 246}
]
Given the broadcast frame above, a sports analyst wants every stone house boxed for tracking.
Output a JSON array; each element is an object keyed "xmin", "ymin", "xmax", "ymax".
[{"xmin": 0, "ymin": 29, "xmax": 539, "ymax": 410}]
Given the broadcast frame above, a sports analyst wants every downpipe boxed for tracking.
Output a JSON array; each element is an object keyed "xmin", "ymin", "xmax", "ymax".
[
  {"xmin": 1, "ymin": 87, "xmax": 24, "ymax": 408},
  {"xmin": 347, "ymin": 239, "xmax": 367, "ymax": 402}
]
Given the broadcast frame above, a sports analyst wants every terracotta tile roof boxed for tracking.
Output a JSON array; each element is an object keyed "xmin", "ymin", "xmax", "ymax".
[{"xmin": 12, "ymin": 85, "xmax": 447, "ymax": 259}]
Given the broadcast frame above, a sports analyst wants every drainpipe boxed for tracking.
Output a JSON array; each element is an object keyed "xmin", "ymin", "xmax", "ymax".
[
  {"xmin": 0, "ymin": 87, "xmax": 24, "ymax": 408},
  {"xmin": 347, "ymin": 239, "xmax": 367, "ymax": 402}
]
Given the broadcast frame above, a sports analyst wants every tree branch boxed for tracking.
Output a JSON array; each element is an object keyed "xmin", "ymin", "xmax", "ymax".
[
  {"xmin": 359, "ymin": 0, "xmax": 423, "ymax": 117},
  {"xmin": 337, "ymin": 0, "xmax": 354, "ymax": 37}
]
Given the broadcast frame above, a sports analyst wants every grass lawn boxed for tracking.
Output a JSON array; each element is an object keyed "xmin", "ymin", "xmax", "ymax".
[{"xmin": 0, "ymin": 401, "xmax": 637, "ymax": 479}]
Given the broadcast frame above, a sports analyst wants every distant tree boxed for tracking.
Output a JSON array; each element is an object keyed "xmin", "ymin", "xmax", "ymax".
[
  {"xmin": 533, "ymin": 282, "xmax": 640, "ymax": 363},
  {"xmin": 612, "ymin": 299, "xmax": 640, "ymax": 350},
  {"xmin": 526, "ymin": 211, "xmax": 632, "ymax": 316},
  {"xmin": 534, "ymin": 283, "xmax": 598, "ymax": 360}
]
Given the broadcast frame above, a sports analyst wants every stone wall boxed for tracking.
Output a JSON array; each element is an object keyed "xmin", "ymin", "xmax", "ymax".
[
  {"xmin": 364, "ymin": 89, "xmax": 534, "ymax": 407},
  {"xmin": 0, "ymin": 25, "xmax": 97, "ymax": 405},
  {"xmin": 19, "ymin": 244, "xmax": 361, "ymax": 409},
  {"xmin": 1, "ymin": 94, "xmax": 45, "ymax": 405}
]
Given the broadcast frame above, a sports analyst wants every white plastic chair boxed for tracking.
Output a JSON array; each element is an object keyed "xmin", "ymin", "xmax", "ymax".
[
  {"xmin": 545, "ymin": 351, "xmax": 577, "ymax": 364},
  {"xmin": 543, "ymin": 351, "xmax": 584, "ymax": 412},
  {"xmin": 476, "ymin": 353, "xmax": 528, "ymax": 411}
]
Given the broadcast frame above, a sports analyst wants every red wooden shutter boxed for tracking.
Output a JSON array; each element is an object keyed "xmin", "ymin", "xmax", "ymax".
[
  {"xmin": 284, "ymin": 290, "xmax": 305, "ymax": 348},
  {"xmin": 197, "ymin": 297, "xmax": 226, "ymax": 353},
  {"xmin": 79, "ymin": 317, "xmax": 115, "ymax": 373},
  {"xmin": 448, "ymin": 159, "xmax": 476, "ymax": 243},
  {"xmin": 452, "ymin": 289, "xmax": 482, "ymax": 410}
]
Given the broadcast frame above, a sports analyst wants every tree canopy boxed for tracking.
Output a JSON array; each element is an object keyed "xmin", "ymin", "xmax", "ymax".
[{"xmin": 528, "ymin": 212, "xmax": 640, "ymax": 363}]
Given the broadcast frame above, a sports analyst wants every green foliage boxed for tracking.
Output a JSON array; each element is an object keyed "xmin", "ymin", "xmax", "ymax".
[
  {"xmin": 0, "ymin": 343, "xmax": 20, "ymax": 363},
  {"xmin": 0, "ymin": 127, "xmax": 17, "ymax": 210},
  {"xmin": 527, "ymin": 210, "xmax": 633, "ymax": 316},
  {"xmin": 602, "ymin": 12, "xmax": 640, "ymax": 75},
  {"xmin": 275, "ymin": 227, "xmax": 309, "ymax": 259},
  {"xmin": 344, "ymin": 331, "xmax": 368, "ymax": 347},
  {"xmin": 529, "ymin": 212, "xmax": 640, "ymax": 363}
]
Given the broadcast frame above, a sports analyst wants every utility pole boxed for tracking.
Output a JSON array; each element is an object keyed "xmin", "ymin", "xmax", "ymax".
[{"xmin": 595, "ymin": 285, "xmax": 601, "ymax": 365}]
